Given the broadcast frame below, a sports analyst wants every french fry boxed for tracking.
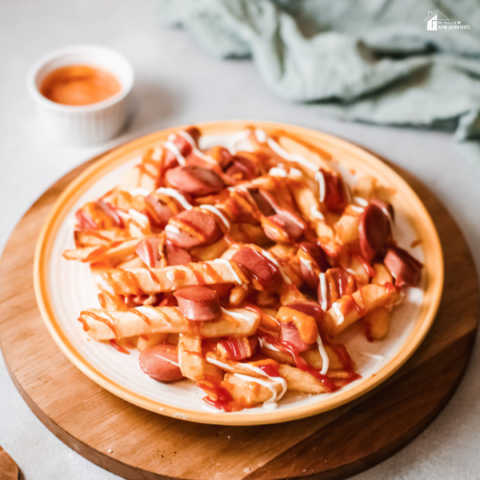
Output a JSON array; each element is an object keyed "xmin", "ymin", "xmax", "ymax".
[
  {"xmin": 223, "ymin": 373, "xmax": 282, "ymax": 406},
  {"xmin": 118, "ymin": 147, "xmax": 162, "ymax": 193},
  {"xmin": 372, "ymin": 263, "xmax": 393, "ymax": 285},
  {"xmin": 178, "ymin": 335, "xmax": 204, "ymax": 381},
  {"xmin": 190, "ymin": 238, "xmax": 229, "ymax": 261},
  {"xmin": 79, "ymin": 306, "xmax": 260, "ymax": 341},
  {"xmin": 74, "ymin": 228, "xmax": 130, "ymax": 248},
  {"xmin": 97, "ymin": 260, "xmax": 249, "ymax": 296},
  {"xmin": 136, "ymin": 332, "xmax": 168, "ymax": 351},
  {"xmin": 364, "ymin": 307, "xmax": 390, "ymax": 341},
  {"xmin": 278, "ymin": 364, "xmax": 326, "ymax": 394},
  {"xmin": 63, "ymin": 239, "xmax": 139, "ymax": 263},
  {"xmin": 324, "ymin": 284, "xmax": 399, "ymax": 336}
]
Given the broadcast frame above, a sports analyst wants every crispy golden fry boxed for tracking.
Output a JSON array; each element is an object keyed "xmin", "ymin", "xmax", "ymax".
[
  {"xmin": 190, "ymin": 238, "xmax": 229, "ymax": 261},
  {"xmin": 260, "ymin": 342, "xmax": 344, "ymax": 371},
  {"xmin": 178, "ymin": 335, "xmax": 204, "ymax": 381},
  {"xmin": 63, "ymin": 239, "xmax": 139, "ymax": 263},
  {"xmin": 230, "ymin": 223, "xmax": 269, "ymax": 245},
  {"xmin": 279, "ymin": 284, "xmax": 306, "ymax": 305},
  {"xmin": 276, "ymin": 134, "xmax": 332, "ymax": 167},
  {"xmin": 118, "ymin": 147, "xmax": 162, "ymax": 193},
  {"xmin": 97, "ymin": 260, "xmax": 249, "ymax": 296},
  {"xmin": 229, "ymin": 284, "xmax": 249, "ymax": 307},
  {"xmin": 223, "ymin": 373, "xmax": 282, "ymax": 406},
  {"xmin": 353, "ymin": 176, "xmax": 376, "ymax": 200},
  {"xmin": 372, "ymin": 263, "xmax": 393, "ymax": 285},
  {"xmin": 324, "ymin": 284, "xmax": 399, "ymax": 336},
  {"xmin": 334, "ymin": 213, "xmax": 360, "ymax": 245},
  {"xmin": 278, "ymin": 364, "xmax": 326, "ymax": 394},
  {"xmin": 80, "ymin": 307, "xmax": 260, "ymax": 341},
  {"xmin": 136, "ymin": 332, "xmax": 168, "ymax": 351},
  {"xmin": 74, "ymin": 228, "xmax": 130, "ymax": 248},
  {"xmin": 364, "ymin": 307, "xmax": 390, "ymax": 341}
]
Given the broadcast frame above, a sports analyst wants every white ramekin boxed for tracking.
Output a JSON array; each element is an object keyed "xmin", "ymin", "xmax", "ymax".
[{"xmin": 27, "ymin": 44, "xmax": 134, "ymax": 146}]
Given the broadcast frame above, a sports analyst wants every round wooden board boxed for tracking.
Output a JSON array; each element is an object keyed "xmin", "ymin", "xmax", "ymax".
[{"xmin": 0, "ymin": 153, "xmax": 478, "ymax": 480}]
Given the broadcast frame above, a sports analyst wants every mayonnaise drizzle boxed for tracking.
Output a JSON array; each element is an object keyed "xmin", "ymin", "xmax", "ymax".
[
  {"xmin": 176, "ymin": 132, "xmax": 217, "ymax": 164},
  {"xmin": 268, "ymin": 167, "xmax": 288, "ymax": 177},
  {"xmin": 267, "ymin": 137, "xmax": 319, "ymax": 171},
  {"xmin": 332, "ymin": 301, "xmax": 345, "ymax": 322},
  {"xmin": 200, "ymin": 205, "xmax": 231, "ymax": 230},
  {"xmin": 135, "ymin": 306, "xmax": 171, "ymax": 326},
  {"xmin": 164, "ymin": 140, "xmax": 186, "ymax": 166},
  {"xmin": 258, "ymin": 337, "xmax": 281, "ymax": 352},
  {"xmin": 220, "ymin": 307, "xmax": 255, "ymax": 326},
  {"xmin": 165, "ymin": 224, "xmax": 181, "ymax": 235},
  {"xmin": 350, "ymin": 205, "xmax": 364, "ymax": 213},
  {"xmin": 213, "ymin": 259, "xmax": 243, "ymax": 284},
  {"xmin": 318, "ymin": 273, "xmax": 328, "ymax": 312},
  {"xmin": 234, "ymin": 374, "xmax": 278, "ymax": 404},
  {"xmin": 310, "ymin": 205, "xmax": 325, "ymax": 221},
  {"xmin": 96, "ymin": 274, "xmax": 115, "ymax": 295},
  {"xmin": 261, "ymin": 250, "xmax": 292, "ymax": 285},
  {"xmin": 128, "ymin": 209, "xmax": 149, "ymax": 227},
  {"xmin": 315, "ymin": 170, "xmax": 326, "ymax": 202},
  {"xmin": 255, "ymin": 129, "xmax": 267, "ymax": 143},
  {"xmin": 205, "ymin": 357, "xmax": 287, "ymax": 403},
  {"xmin": 316, "ymin": 335, "xmax": 329, "ymax": 375},
  {"xmin": 289, "ymin": 167, "xmax": 303, "ymax": 177},
  {"xmin": 127, "ymin": 187, "xmax": 151, "ymax": 197},
  {"xmin": 228, "ymin": 129, "xmax": 252, "ymax": 153},
  {"xmin": 156, "ymin": 187, "xmax": 192, "ymax": 210},
  {"xmin": 166, "ymin": 271, "xmax": 175, "ymax": 281},
  {"xmin": 354, "ymin": 196, "xmax": 368, "ymax": 207}
]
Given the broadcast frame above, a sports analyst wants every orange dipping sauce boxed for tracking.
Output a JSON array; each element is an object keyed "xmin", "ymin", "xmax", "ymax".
[{"xmin": 40, "ymin": 65, "xmax": 121, "ymax": 106}]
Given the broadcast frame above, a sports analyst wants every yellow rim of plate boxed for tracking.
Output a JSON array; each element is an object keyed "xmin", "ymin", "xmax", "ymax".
[{"xmin": 34, "ymin": 120, "xmax": 444, "ymax": 426}]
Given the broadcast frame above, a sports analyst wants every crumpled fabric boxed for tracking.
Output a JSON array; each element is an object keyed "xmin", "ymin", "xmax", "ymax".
[{"xmin": 157, "ymin": 0, "xmax": 480, "ymax": 171}]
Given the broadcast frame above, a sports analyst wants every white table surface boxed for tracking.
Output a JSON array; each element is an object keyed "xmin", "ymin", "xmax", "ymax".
[{"xmin": 1, "ymin": 1, "xmax": 479, "ymax": 479}]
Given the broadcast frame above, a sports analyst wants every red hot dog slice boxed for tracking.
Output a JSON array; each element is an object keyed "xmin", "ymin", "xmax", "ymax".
[
  {"xmin": 139, "ymin": 344, "xmax": 183, "ymax": 382},
  {"xmin": 266, "ymin": 210, "xmax": 306, "ymax": 242},
  {"xmin": 165, "ymin": 239, "xmax": 193, "ymax": 266},
  {"xmin": 279, "ymin": 322, "xmax": 311, "ymax": 352},
  {"xmin": 136, "ymin": 237, "xmax": 162, "ymax": 268},
  {"xmin": 318, "ymin": 169, "xmax": 348, "ymax": 212},
  {"xmin": 174, "ymin": 286, "xmax": 221, "ymax": 321},
  {"xmin": 144, "ymin": 194, "xmax": 177, "ymax": 229},
  {"xmin": 298, "ymin": 242, "xmax": 329, "ymax": 291},
  {"xmin": 166, "ymin": 209, "xmax": 222, "ymax": 250},
  {"xmin": 165, "ymin": 165, "xmax": 224, "ymax": 197},
  {"xmin": 232, "ymin": 247, "xmax": 283, "ymax": 291},
  {"xmin": 247, "ymin": 188, "xmax": 277, "ymax": 217},
  {"xmin": 384, "ymin": 247, "xmax": 423, "ymax": 287},
  {"xmin": 358, "ymin": 203, "xmax": 391, "ymax": 262}
]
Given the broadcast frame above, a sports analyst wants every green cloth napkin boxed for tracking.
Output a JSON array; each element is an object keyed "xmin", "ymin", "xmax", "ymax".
[{"xmin": 157, "ymin": 0, "xmax": 480, "ymax": 171}]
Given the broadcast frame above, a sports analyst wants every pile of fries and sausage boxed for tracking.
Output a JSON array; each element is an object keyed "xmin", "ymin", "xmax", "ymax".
[{"xmin": 63, "ymin": 126, "xmax": 423, "ymax": 412}]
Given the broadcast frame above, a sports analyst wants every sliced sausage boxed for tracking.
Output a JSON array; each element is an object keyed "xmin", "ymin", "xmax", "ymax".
[
  {"xmin": 232, "ymin": 247, "xmax": 283, "ymax": 291},
  {"xmin": 247, "ymin": 188, "xmax": 276, "ymax": 216},
  {"xmin": 165, "ymin": 165, "xmax": 224, "ymax": 197},
  {"xmin": 266, "ymin": 210, "xmax": 306, "ymax": 242},
  {"xmin": 174, "ymin": 286, "xmax": 221, "ymax": 321},
  {"xmin": 384, "ymin": 247, "xmax": 423, "ymax": 287},
  {"xmin": 287, "ymin": 301, "xmax": 324, "ymax": 323},
  {"xmin": 359, "ymin": 203, "xmax": 391, "ymax": 261},
  {"xmin": 166, "ymin": 209, "xmax": 222, "ymax": 250},
  {"xmin": 318, "ymin": 169, "xmax": 348, "ymax": 213},
  {"xmin": 144, "ymin": 194, "xmax": 176, "ymax": 229},
  {"xmin": 298, "ymin": 242, "xmax": 329, "ymax": 291},
  {"xmin": 209, "ymin": 146, "xmax": 234, "ymax": 169},
  {"xmin": 164, "ymin": 130, "xmax": 196, "ymax": 169},
  {"xmin": 97, "ymin": 200, "xmax": 124, "ymax": 228},
  {"xmin": 208, "ymin": 283, "xmax": 234, "ymax": 298},
  {"xmin": 318, "ymin": 268, "xmax": 356, "ymax": 310},
  {"xmin": 139, "ymin": 344, "xmax": 183, "ymax": 382},
  {"xmin": 279, "ymin": 322, "xmax": 311, "ymax": 352},
  {"xmin": 226, "ymin": 155, "xmax": 259, "ymax": 180},
  {"xmin": 165, "ymin": 239, "xmax": 193, "ymax": 266},
  {"xmin": 135, "ymin": 237, "xmax": 162, "ymax": 268}
]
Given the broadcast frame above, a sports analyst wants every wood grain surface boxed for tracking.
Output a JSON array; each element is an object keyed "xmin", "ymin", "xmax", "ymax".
[
  {"xmin": 0, "ymin": 446, "xmax": 19, "ymax": 480},
  {"xmin": 0, "ymin": 157, "xmax": 477, "ymax": 480}
]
